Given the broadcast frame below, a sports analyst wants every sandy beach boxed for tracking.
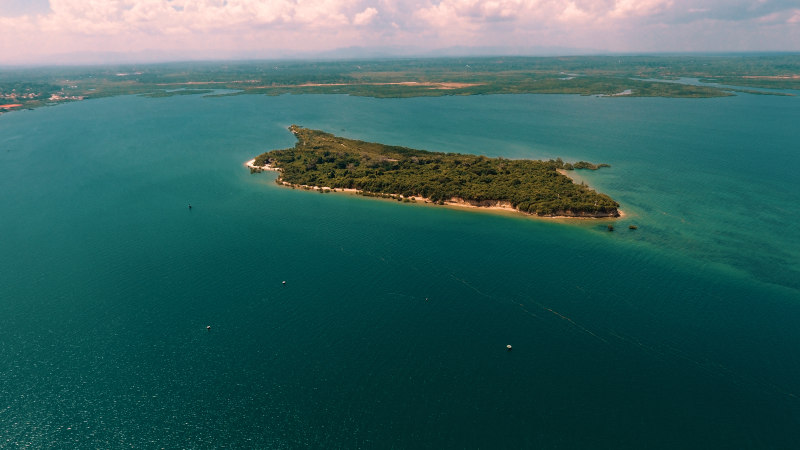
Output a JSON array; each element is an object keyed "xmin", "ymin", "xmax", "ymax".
[{"xmin": 244, "ymin": 158, "xmax": 280, "ymax": 172}]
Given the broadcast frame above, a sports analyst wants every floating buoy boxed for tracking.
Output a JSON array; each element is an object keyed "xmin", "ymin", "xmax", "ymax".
[
  {"xmin": 506, "ymin": 344, "xmax": 512, "ymax": 351},
  {"xmin": 206, "ymin": 325, "xmax": 211, "ymax": 331}
]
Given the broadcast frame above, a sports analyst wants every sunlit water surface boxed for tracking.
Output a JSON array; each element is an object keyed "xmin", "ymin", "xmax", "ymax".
[{"xmin": 1, "ymin": 92, "xmax": 798, "ymax": 448}]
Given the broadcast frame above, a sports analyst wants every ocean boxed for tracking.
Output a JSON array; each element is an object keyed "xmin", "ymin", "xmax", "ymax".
[{"xmin": 1, "ymin": 90, "xmax": 798, "ymax": 448}]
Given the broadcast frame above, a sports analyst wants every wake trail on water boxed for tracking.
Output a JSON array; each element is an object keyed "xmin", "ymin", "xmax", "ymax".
[
  {"xmin": 529, "ymin": 300, "xmax": 609, "ymax": 344},
  {"xmin": 386, "ymin": 267, "xmax": 798, "ymax": 402},
  {"xmin": 448, "ymin": 271, "xmax": 609, "ymax": 344}
]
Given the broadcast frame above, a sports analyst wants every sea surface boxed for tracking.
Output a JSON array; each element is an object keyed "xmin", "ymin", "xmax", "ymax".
[{"xmin": 1, "ymin": 90, "xmax": 798, "ymax": 448}]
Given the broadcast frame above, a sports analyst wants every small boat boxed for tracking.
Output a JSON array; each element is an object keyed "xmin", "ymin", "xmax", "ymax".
[
  {"xmin": 607, "ymin": 225, "xmax": 614, "ymax": 231},
  {"xmin": 628, "ymin": 225, "xmax": 638, "ymax": 230},
  {"xmin": 506, "ymin": 345, "xmax": 513, "ymax": 351}
]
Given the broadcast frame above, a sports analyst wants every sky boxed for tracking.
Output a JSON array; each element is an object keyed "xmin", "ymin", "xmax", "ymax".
[{"xmin": 1, "ymin": 0, "xmax": 798, "ymax": 64}]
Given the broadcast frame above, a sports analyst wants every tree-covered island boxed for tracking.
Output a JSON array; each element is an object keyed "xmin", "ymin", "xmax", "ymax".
[{"xmin": 251, "ymin": 126, "xmax": 620, "ymax": 218}]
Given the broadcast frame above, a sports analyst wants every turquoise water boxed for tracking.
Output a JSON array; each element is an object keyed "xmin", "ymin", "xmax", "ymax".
[{"xmin": 1, "ymin": 92, "xmax": 798, "ymax": 448}]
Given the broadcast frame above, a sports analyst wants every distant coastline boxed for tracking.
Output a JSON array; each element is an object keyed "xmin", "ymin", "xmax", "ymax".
[{"xmin": 5, "ymin": 55, "xmax": 798, "ymax": 115}]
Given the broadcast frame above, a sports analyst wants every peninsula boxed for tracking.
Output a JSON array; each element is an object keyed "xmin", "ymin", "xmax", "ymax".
[
  {"xmin": 3, "ymin": 55, "xmax": 797, "ymax": 114},
  {"xmin": 250, "ymin": 126, "xmax": 620, "ymax": 218}
]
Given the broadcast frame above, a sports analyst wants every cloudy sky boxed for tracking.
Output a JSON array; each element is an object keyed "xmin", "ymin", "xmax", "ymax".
[{"xmin": 1, "ymin": 0, "xmax": 798, "ymax": 64}]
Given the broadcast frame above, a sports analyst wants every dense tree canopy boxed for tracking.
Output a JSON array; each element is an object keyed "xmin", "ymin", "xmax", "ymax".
[{"xmin": 253, "ymin": 126, "xmax": 620, "ymax": 217}]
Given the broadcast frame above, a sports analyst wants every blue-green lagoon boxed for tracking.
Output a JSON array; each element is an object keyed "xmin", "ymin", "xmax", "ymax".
[{"xmin": 1, "ymin": 91, "xmax": 798, "ymax": 448}]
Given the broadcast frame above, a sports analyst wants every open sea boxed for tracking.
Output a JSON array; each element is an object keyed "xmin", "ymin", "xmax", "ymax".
[{"xmin": 1, "ymin": 90, "xmax": 799, "ymax": 448}]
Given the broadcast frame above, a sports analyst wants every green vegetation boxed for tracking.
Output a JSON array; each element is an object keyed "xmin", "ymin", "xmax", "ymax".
[
  {"xmin": 253, "ymin": 126, "xmax": 620, "ymax": 217},
  {"xmin": 564, "ymin": 161, "xmax": 611, "ymax": 170},
  {"xmin": 141, "ymin": 88, "xmax": 215, "ymax": 98},
  {"xmin": 2, "ymin": 55, "xmax": 798, "ymax": 112}
]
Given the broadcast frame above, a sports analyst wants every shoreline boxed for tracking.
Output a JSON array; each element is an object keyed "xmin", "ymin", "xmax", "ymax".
[
  {"xmin": 245, "ymin": 158, "xmax": 280, "ymax": 172},
  {"xmin": 246, "ymin": 159, "xmax": 623, "ymax": 220}
]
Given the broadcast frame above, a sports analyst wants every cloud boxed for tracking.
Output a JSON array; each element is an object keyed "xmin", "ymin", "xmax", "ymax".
[
  {"xmin": 0, "ymin": 0, "xmax": 799, "ymax": 64},
  {"xmin": 353, "ymin": 6, "xmax": 378, "ymax": 25},
  {"xmin": 413, "ymin": 0, "xmax": 800, "ymax": 27},
  {"xmin": 29, "ymin": 0, "xmax": 372, "ymax": 34},
  {"xmin": 416, "ymin": 0, "xmax": 528, "ymax": 27},
  {"xmin": 651, "ymin": 0, "xmax": 800, "ymax": 24},
  {"xmin": 0, "ymin": 0, "xmax": 50, "ymax": 16},
  {"xmin": 607, "ymin": 0, "xmax": 673, "ymax": 19},
  {"xmin": 412, "ymin": 0, "xmax": 678, "ymax": 32}
]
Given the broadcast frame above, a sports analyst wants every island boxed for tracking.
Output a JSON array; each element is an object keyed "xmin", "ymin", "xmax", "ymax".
[{"xmin": 249, "ymin": 126, "xmax": 620, "ymax": 218}]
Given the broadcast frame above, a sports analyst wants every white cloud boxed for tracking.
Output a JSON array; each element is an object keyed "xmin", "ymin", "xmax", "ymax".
[
  {"xmin": 353, "ymin": 6, "xmax": 378, "ymax": 25},
  {"xmin": 559, "ymin": 1, "xmax": 593, "ymax": 23},
  {"xmin": 414, "ymin": 0, "xmax": 677, "ymax": 26},
  {"xmin": 292, "ymin": 0, "xmax": 353, "ymax": 26},
  {"xmin": 416, "ymin": 0, "xmax": 528, "ymax": 26},
  {"xmin": 607, "ymin": 0, "xmax": 673, "ymax": 19},
  {"xmin": 32, "ymin": 0, "xmax": 364, "ymax": 34}
]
